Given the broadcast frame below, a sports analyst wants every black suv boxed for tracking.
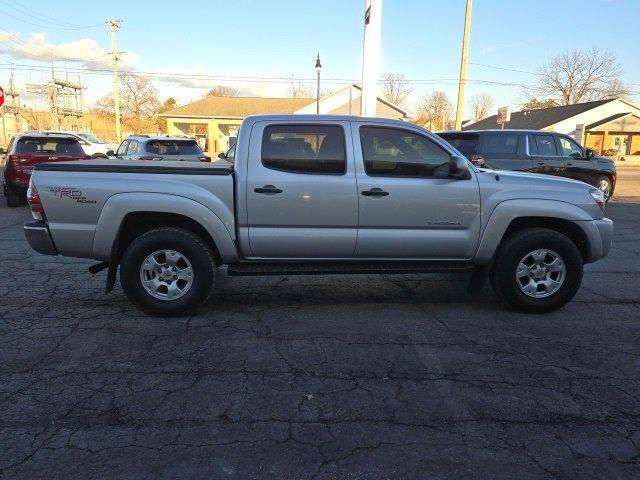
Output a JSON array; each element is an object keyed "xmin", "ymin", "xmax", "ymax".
[{"xmin": 438, "ymin": 130, "xmax": 617, "ymax": 201}]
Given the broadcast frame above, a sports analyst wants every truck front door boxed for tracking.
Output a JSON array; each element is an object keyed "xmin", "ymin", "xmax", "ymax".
[
  {"xmin": 245, "ymin": 122, "xmax": 358, "ymax": 258},
  {"xmin": 353, "ymin": 124, "xmax": 481, "ymax": 259}
]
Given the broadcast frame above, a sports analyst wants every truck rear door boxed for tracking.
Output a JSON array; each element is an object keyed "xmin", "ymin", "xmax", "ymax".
[{"xmin": 245, "ymin": 121, "xmax": 358, "ymax": 258}]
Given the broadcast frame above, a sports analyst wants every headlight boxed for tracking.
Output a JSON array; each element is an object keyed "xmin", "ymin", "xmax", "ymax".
[{"xmin": 589, "ymin": 189, "xmax": 605, "ymax": 211}]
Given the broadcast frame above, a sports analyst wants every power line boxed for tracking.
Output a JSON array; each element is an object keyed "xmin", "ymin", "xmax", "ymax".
[
  {"xmin": 0, "ymin": 62, "xmax": 537, "ymax": 88},
  {"xmin": 0, "ymin": 0, "xmax": 102, "ymax": 30}
]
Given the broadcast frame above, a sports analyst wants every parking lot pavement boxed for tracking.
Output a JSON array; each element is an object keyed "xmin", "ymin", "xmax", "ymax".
[{"xmin": 0, "ymin": 175, "xmax": 639, "ymax": 480}]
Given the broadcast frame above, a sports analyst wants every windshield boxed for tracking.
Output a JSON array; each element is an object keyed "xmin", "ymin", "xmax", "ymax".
[
  {"xmin": 438, "ymin": 133, "xmax": 478, "ymax": 155},
  {"xmin": 146, "ymin": 140, "xmax": 203, "ymax": 155},
  {"xmin": 16, "ymin": 137, "xmax": 84, "ymax": 154},
  {"xmin": 77, "ymin": 133, "xmax": 106, "ymax": 144}
]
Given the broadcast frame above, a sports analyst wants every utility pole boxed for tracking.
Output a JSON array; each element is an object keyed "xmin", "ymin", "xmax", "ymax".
[
  {"xmin": 108, "ymin": 18, "xmax": 123, "ymax": 143},
  {"xmin": 454, "ymin": 0, "xmax": 473, "ymax": 130},
  {"xmin": 361, "ymin": 0, "xmax": 382, "ymax": 117}
]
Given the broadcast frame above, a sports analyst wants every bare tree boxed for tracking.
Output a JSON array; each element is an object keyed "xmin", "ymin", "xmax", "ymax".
[
  {"xmin": 203, "ymin": 85, "xmax": 238, "ymax": 97},
  {"xmin": 380, "ymin": 73, "xmax": 413, "ymax": 107},
  {"xmin": 470, "ymin": 92, "xmax": 495, "ymax": 121},
  {"xmin": 521, "ymin": 98, "xmax": 558, "ymax": 110},
  {"xmin": 157, "ymin": 98, "xmax": 178, "ymax": 133},
  {"xmin": 288, "ymin": 76, "xmax": 313, "ymax": 98},
  {"xmin": 531, "ymin": 48, "xmax": 629, "ymax": 105},
  {"xmin": 416, "ymin": 91, "xmax": 454, "ymax": 132},
  {"xmin": 96, "ymin": 74, "xmax": 160, "ymax": 132}
]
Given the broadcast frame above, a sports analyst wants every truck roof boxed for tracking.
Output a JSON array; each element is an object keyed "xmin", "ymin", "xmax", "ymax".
[
  {"xmin": 439, "ymin": 129, "xmax": 553, "ymax": 135},
  {"xmin": 242, "ymin": 114, "xmax": 410, "ymax": 127}
]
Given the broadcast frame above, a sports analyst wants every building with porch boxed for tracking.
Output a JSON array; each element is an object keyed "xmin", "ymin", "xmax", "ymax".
[{"xmin": 159, "ymin": 85, "xmax": 407, "ymax": 156}]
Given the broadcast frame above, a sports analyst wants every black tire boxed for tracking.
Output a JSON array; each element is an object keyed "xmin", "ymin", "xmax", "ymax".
[
  {"xmin": 490, "ymin": 228, "xmax": 583, "ymax": 313},
  {"xmin": 119, "ymin": 228, "xmax": 215, "ymax": 316},
  {"xmin": 5, "ymin": 183, "xmax": 25, "ymax": 207},
  {"xmin": 595, "ymin": 174, "xmax": 613, "ymax": 202}
]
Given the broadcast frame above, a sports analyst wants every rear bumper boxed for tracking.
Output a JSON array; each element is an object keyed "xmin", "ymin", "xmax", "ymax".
[{"xmin": 24, "ymin": 221, "xmax": 58, "ymax": 256}]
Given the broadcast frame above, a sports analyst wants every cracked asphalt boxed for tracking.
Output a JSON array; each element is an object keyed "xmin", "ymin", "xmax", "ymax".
[{"xmin": 1, "ymin": 169, "xmax": 639, "ymax": 479}]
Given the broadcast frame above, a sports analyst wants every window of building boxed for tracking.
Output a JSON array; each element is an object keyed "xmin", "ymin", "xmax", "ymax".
[
  {"xmin": 261, "ymin": 125, "xmax": 346, "ymax": 174},
  {"xmin": 483, "ymin": 134, "xmax": 518, "ymax": 154},
  {"xmin": 360, "ymin": 127, "xmax": 450, "ymax": 178}
]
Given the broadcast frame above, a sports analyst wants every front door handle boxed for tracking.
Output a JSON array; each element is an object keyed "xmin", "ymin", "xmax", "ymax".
[
  {"xmin": 536, "ymin": 161, "xmax": 545, "ymax": 166},
  {"xmin": 254, "ymin": 185, "xmax": 283, "ymax": 194},
  {"xmin": 361, "ymin": 188, "xmax": 389, "ymax": 197}
]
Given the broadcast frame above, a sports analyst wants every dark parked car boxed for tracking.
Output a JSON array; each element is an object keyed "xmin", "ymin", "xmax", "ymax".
[
  {"xmin": 2, "ymin": 133, "xmax": 90, "ymax": 207},
  {"xmin": 438, "ymin": 130, "xmax": 617, "ymax": 201}
]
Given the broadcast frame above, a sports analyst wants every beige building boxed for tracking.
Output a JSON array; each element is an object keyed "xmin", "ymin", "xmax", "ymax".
[{"xmin": 159, "ymin": 85, "xmax": 407, "ymax": 156}]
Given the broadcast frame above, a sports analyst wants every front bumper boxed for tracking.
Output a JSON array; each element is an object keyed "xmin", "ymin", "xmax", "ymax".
[
  {"xmin": 24, "ymin": 221, "xmax": 58, "ymax": 255},
  {"xmin": 579, "ymin": 217, "xmax": 613, "ymax": 263}
]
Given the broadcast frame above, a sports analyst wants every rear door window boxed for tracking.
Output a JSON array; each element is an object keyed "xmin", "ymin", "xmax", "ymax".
[
  {"xmin": 482, "ymin": 134, "xmax": 519, "ymax": 154},
  {"xmin": 146, "ymin": 140, "xmax": 203, "ymax": 155},
  {"xmin": 16, "ymin": 137, "xmax": 84, "ymax": 154},
  {"xmin": 261, "ymin": 125, "xmax": 346, "ymax": 174},
  {"xmin": 533, "ymin": 135, "xmax": 558, "ymax": 156}
]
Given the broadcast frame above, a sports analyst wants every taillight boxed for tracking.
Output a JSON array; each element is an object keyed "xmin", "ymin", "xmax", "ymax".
[
  {"xmin": 27, "ymin": 179, "xmax": 46, "ymax": 221},
  {"xmin": 198, "ymin": 156, "xmax": 211, "ymax": 162},
  {"xmin": 470, "ymin": 154, "xmax": 486, "ymax": 167}
]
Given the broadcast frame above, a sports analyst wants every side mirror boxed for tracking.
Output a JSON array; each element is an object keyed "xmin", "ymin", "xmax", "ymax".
[
  {"xmin": 0, "ymin": 147, "xmax": 5, "ymax": 155},
  {"xmin": 217, "ymin": 152, "xmax": 227, "ymax": 159},
  {"xmin": 449, "ymin": 155, "xmax": 471, "ymax": 180},
  {"xmin": 106, "ymin": 150, "xmax": 115, "ymax": 157},
  {"xmin": 585, "ymin": 148, "xmax": 595, "ymax": 159}
]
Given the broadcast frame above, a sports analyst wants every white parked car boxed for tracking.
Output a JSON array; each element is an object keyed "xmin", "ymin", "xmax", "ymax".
[{"xmin": 42, "ymin": 131, "xmax": 116, "ymax": 158}]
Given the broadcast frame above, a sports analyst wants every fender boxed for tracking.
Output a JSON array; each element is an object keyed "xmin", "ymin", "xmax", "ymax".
[
  {"xmin": 92, "ymin": 192, "xmax": 239, "ymax": 263},
  {"xmin": 475, "ymin": 199, "xmax": 594, "ymax": 265}
]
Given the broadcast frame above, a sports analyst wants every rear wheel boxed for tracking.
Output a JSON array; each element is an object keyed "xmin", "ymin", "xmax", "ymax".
[
  {"xmin": 5, "ymin": 183, "xmax": 24, "ymax": 207},
  {"xmin": 119, "ymin": 228, "xmax": 215, "ymax": 316},
  {"xmin": 490, "ymin": 228, "xmax": 583, "ymax": 313},
  {"xmin": 595, "ymin": 175, "xmax": 612, "ymax": 202}
]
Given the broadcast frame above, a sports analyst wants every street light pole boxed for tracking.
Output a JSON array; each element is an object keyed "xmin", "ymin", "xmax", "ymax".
[
  {"xmin": 315, "ymin": 54, "xmax": 322, "ymax": 114},
  {"xmin": 455, "ymin": 0, "xmax": 473, "ymax": 130}
]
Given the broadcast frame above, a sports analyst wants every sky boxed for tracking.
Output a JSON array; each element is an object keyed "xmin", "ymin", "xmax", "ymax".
[{"xmin": 1, "ymin": 0, "xmax": 639, "ymax": 118}]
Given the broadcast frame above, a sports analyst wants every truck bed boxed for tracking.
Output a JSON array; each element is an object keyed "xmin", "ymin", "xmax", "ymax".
[
  {"xmin": 36, "ymin": 159, "xmax": 234, "ymax": 175},
  {"xmin": 31, "ymin": 159, "xmax": 236, "ymax": 260}
]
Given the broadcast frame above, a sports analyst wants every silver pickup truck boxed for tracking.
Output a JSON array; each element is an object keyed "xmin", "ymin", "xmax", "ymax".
[{"xmin": 24, "ymin": 115, "xmax": 612, "ymax": 316}]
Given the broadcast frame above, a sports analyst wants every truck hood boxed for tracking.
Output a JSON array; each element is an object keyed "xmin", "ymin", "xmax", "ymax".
[
  {"xmin": 480, "ymin": 168, "xmax": 588, "ymax": 188},
  {"xmin": 476, "ymin": 169, "xmax": 603, "ymax": 219}
]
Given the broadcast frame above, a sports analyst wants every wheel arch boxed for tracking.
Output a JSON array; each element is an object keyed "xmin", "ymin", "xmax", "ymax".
[
  {"xmin": 93, "ymin": 192, "xmax": 239, "ymax": 265},
  {"xmin": 475, "ymin": 199, "xmax": 594, "ymax": 265}
]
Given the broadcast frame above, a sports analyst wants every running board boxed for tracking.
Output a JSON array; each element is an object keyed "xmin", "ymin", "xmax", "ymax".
[{"xmin": 226, "ymin": 262, "xmax": 474, "ymax": 276}]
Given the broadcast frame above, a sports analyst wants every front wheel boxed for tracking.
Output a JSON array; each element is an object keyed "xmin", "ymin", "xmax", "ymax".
[
  {"xmin": 490, "ymin": 228, "xmax": 583, "ymax": 313},
  {"xmin": 119, "ymin": 228, "xmax": 215, "ymax": 316}
]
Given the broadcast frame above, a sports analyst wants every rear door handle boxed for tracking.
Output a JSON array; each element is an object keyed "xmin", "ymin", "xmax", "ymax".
[
  {"xmin": 254, "ymin": 185, "xmax": 283, "ymax": 194},
  {"xmin": 361, "ymin": 188, "xmax": 389, "ymax": 197}
]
